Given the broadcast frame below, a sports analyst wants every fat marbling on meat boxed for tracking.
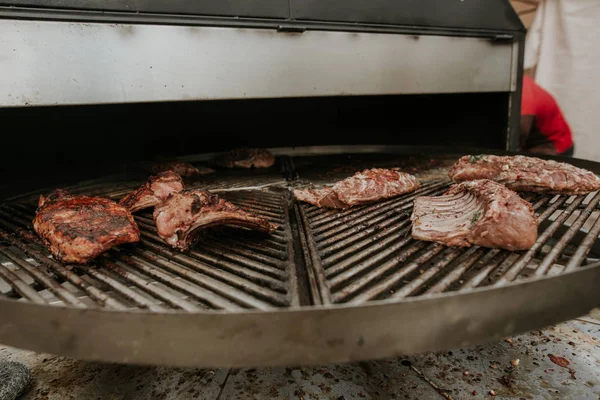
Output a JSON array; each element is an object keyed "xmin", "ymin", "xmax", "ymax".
[
  {"xmin": 448, "ymin": 154, "xmax": 600, "ymax": 195},
  {"xmin": 411, "ymin": 179, "xmax": 538, "ymax": 251},
  {"xmin": 33, "ymin": 189, "xmax": 140, "ymax": 264},
  {"xmin": 119, "ymin": 171, "xmax": 184, "ymax": 213},
  {"xmin": 294, "ymin": 168, "xmax": 421, "ymax": 209},
  {"xmin": 153, "ymin": 189, "xmax": 279, "ymax": 251}
]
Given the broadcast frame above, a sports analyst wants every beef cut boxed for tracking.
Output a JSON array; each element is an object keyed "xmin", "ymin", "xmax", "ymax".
[
  {"xmin": 448, "ymin": 154, "xmax": 600, "ymax": 195},
  {"xmin": 153, "ymin": 189, "xmax": 279, "ymax": 251},
  {"xmin": 33, "ymin": 189, "xmax": 140, "ymax": 264},
  {"xmin": 119, "ymin": 171, "xmax": 184, "ymax": 213},
  {"xmin": 213, "ymin": 148, "xmax": 275, "ymax": 169},
  {"xmin": 152, "ymin": 160, "xmax": 215, "ymax": 176},
  {"xmin": 294, "ymin": 168, "xmax": 421, "ymax": 209},
  {"xmin": 411, "ymin": 179, "xmax": 538, "ymax": 251}
]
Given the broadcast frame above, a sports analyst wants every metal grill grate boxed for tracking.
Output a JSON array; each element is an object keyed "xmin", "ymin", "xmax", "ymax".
[
  {"xmin": 1, "ymin": 150, "xmax": 600, "ymax": 368},
  {"xmin": 297, "ymin": 181, "xmax": 600, "ymax": 305},
  {"xmin": 0, "ymin": 188, "xmax": 298, "ymax": 311},
  {"xmin": 0, "ymin": 151, "xmax": 599, "ymax": 313}
]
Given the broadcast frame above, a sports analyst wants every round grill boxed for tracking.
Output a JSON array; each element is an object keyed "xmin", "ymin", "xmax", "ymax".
[{"xmin": 0, "ymin": 146, "xmax": 598, "ymax": 367}]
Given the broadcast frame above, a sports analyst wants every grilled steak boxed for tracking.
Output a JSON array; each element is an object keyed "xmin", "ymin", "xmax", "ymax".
[
  {"xmin": 153, "ymin": 189, "xmax": 279, "ymax": 251},
  {"xmin": 33, "ymin": 190, "xmax": 140, "ymax": 264},
  {"xmin": 448, "ymin": 154, "xmax": 600, "ymax": 195},
  {"xmin": 152, "ymin": 160, "xmax": 215, "ymax": 176},
  {"xmin": 213, "ymin": 148, "xmax": 275, "ymax": 168},
  {"xmin": 294, "ymin": 168, "xmax": 421, "ymax": 209},
  {"xmin": 411, "ymin": 179, "xmax": 538, "ymax": 251},
  {"xmin": 119, "ymin": 171, "xmax": 184, "ymax": 213}
]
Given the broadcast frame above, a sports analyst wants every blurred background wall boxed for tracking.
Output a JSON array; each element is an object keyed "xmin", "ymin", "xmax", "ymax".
[{"xmin": 510, "ymin": 0, "xmax": 600, "ymax": 161}]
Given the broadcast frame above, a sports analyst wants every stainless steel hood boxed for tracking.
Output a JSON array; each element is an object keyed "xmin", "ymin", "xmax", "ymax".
[
  {"xmin": 0, "ymin": 21, "xmax": 518, "ymax": 106},
  {"xmin": 0, "ymin": 0, "xmax": 524, "ymax": 105}
]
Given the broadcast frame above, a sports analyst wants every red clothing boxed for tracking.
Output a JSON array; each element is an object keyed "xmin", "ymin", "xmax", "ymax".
[{"xmin": 521, "ymin": 75, "xmax": 573, "ymax": 153}]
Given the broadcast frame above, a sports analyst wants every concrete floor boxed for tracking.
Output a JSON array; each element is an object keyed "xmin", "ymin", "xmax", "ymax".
[{"xmin": 1, "ymin": 312, "xmax": 598, "ymax": 400}]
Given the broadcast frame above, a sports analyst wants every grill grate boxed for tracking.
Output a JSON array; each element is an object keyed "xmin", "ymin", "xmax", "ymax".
[
  {"xmin": 0, "ymin": 188, "xmax": 298, "ymax": 311},
  {"xmin": 0, "ymin": 152, "xmax": 599, "ymax": 312},
  {"xmin": 297, "ymin": 183, "xmax": 600, "ymax": 305}
]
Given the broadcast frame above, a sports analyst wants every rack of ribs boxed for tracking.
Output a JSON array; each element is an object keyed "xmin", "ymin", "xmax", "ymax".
[
  {"xmin": 411, "ymin": 179, "xmax": 538, "ymax": 251},
  {"xmin": 153, "ymin": 189, "xmax": 279, "ymax": 251},
  {"xmin": 33, "ymin": 189, "xmax": 140, "ymax": 264},
  {"xmin": 448, "ymin": 154, "xmax": 600, "ymax": 195},
  {"xmin": 294, "ymin": 168, "xmax": 421, "ymax": 209}
]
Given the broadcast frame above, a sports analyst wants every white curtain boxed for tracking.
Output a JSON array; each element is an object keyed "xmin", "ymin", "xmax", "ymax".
[{"xmin": 525, "ymin": 0, "xmax": 600, "ymax": 161}]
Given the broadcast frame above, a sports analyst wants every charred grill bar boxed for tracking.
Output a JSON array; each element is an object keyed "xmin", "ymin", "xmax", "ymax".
[{"xmin": 0, "ymin": 0, "xmax": 598, "ymax": 370}]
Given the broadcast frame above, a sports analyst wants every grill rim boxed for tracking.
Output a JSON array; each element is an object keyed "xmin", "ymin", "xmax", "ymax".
[
  {"xmin": 1, "ymin": 260, "xmax": 598, "ymax": 315},
  {"xmin": 0, "ymin": 262, "xmax": 598, "ymax": 367}
]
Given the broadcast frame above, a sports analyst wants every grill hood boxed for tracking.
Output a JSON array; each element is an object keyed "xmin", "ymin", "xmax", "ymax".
[{"xmin": 0, "ymin": 0, "xmax": 525, "ymax": 203}]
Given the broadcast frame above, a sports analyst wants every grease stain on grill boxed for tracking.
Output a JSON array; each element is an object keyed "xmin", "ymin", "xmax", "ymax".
[{"xmin": 326, "ymin": 338, "xmax": 345, "ymax": 348}]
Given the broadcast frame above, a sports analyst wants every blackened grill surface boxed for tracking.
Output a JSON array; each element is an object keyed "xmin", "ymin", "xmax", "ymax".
[{"xmin": 0, "ymin": 150, "xmax": 599, "ymax": 312}]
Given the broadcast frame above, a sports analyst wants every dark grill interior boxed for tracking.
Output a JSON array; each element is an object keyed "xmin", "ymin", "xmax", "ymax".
[
  {"xmin": 0, "ymin": 93, "xmax": 508, "ymax": 188},
  {"xmin": 0, "ymin": 150, "xmax": 599, "ymax": 312}
]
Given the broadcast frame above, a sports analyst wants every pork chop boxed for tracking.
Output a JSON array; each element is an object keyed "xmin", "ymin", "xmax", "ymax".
[
  {"xmin": 119, "ymin": 171, "xmax": 184, "ymax": 213},
  {"xmin": 411, "ymin": 179, "xmax": 538, "ymax": 251},
  {"xmin": 294, "ymin": 168, "xmax": 421, "ymax": 209},
  {"xmin": 448, "ymin": 154, "xmax": 600, "ymax": 195},
  {"xmin": 153, "ymin": 189, "xmax": 279, "ymax": 251},
  {"xmin": 33, "ymin": 189, "xmax": 140, "ymax": 264}
]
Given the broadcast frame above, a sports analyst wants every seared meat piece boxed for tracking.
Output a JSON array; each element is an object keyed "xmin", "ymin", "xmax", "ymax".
[
  {"xmin": 119, "ymin": 171, "xmax": 184, "ymax": 213},
  {"xmin": 294, "ymin": 168, "xmax": 421, "ymax": 209},
  {"xmin": 153, "ymin": 189, "xmax": 279, "ymax": 251},
  {"xmin": 213, "ymin": 148, "xmax": 275, "ymax": 168},
  {"xmin": 33, "ymin": 189, "xmax": 140, "ymax": 264},
  {"xmin": 152, "ymin": 160, "xmax": 215, "ymax": 176},
  {"xmin": 448, "ymin": 154, "xmax": 600, "ymax": 195},
  {"xmin": 293, "ymin": 188, "xmax": 349, "ymax": 209},
  {"xmin": 411, "ymin": 179, "xmax": 538, "ymax": 251},
  {"xmin": 38, "ymin": 188, "xmax": 71, "ymax": 207}
]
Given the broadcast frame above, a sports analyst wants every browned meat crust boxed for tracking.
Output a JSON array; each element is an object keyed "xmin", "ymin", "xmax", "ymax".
[
  {"xmin": 33, "ymin": 190, "xmax": 140, "ymax": 264},
  {"xmin": 152, "ymin": 160, "xmax": 215, "ymax": 176},
  {"xmin": 411, "ymin": 179, "xmax": 538, "ymax": 251},
  {"xmin": 293, "ymin": 188, "xmax": 349, "ymax": 209},
  {"xmin": 153, "ymin": 189, "xmax": 279, "ymax": 251},
  {"xmin": 119, "ymin": 171, "xmax": 184, "ymax": 213},
  {"xmin": 448, "ymin": 154, "xmax": 600, "ymax": 195},
  {"xmin": 293, "ymin": 168, "xmax": 421, "ymax": 209},
  {"xmin": 213, "ymin": 148, "xmax": 275, "ymax": 168},
  {"xmin": 38, "ymin": 188, "xmax": 71, "ymax": 208}
]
